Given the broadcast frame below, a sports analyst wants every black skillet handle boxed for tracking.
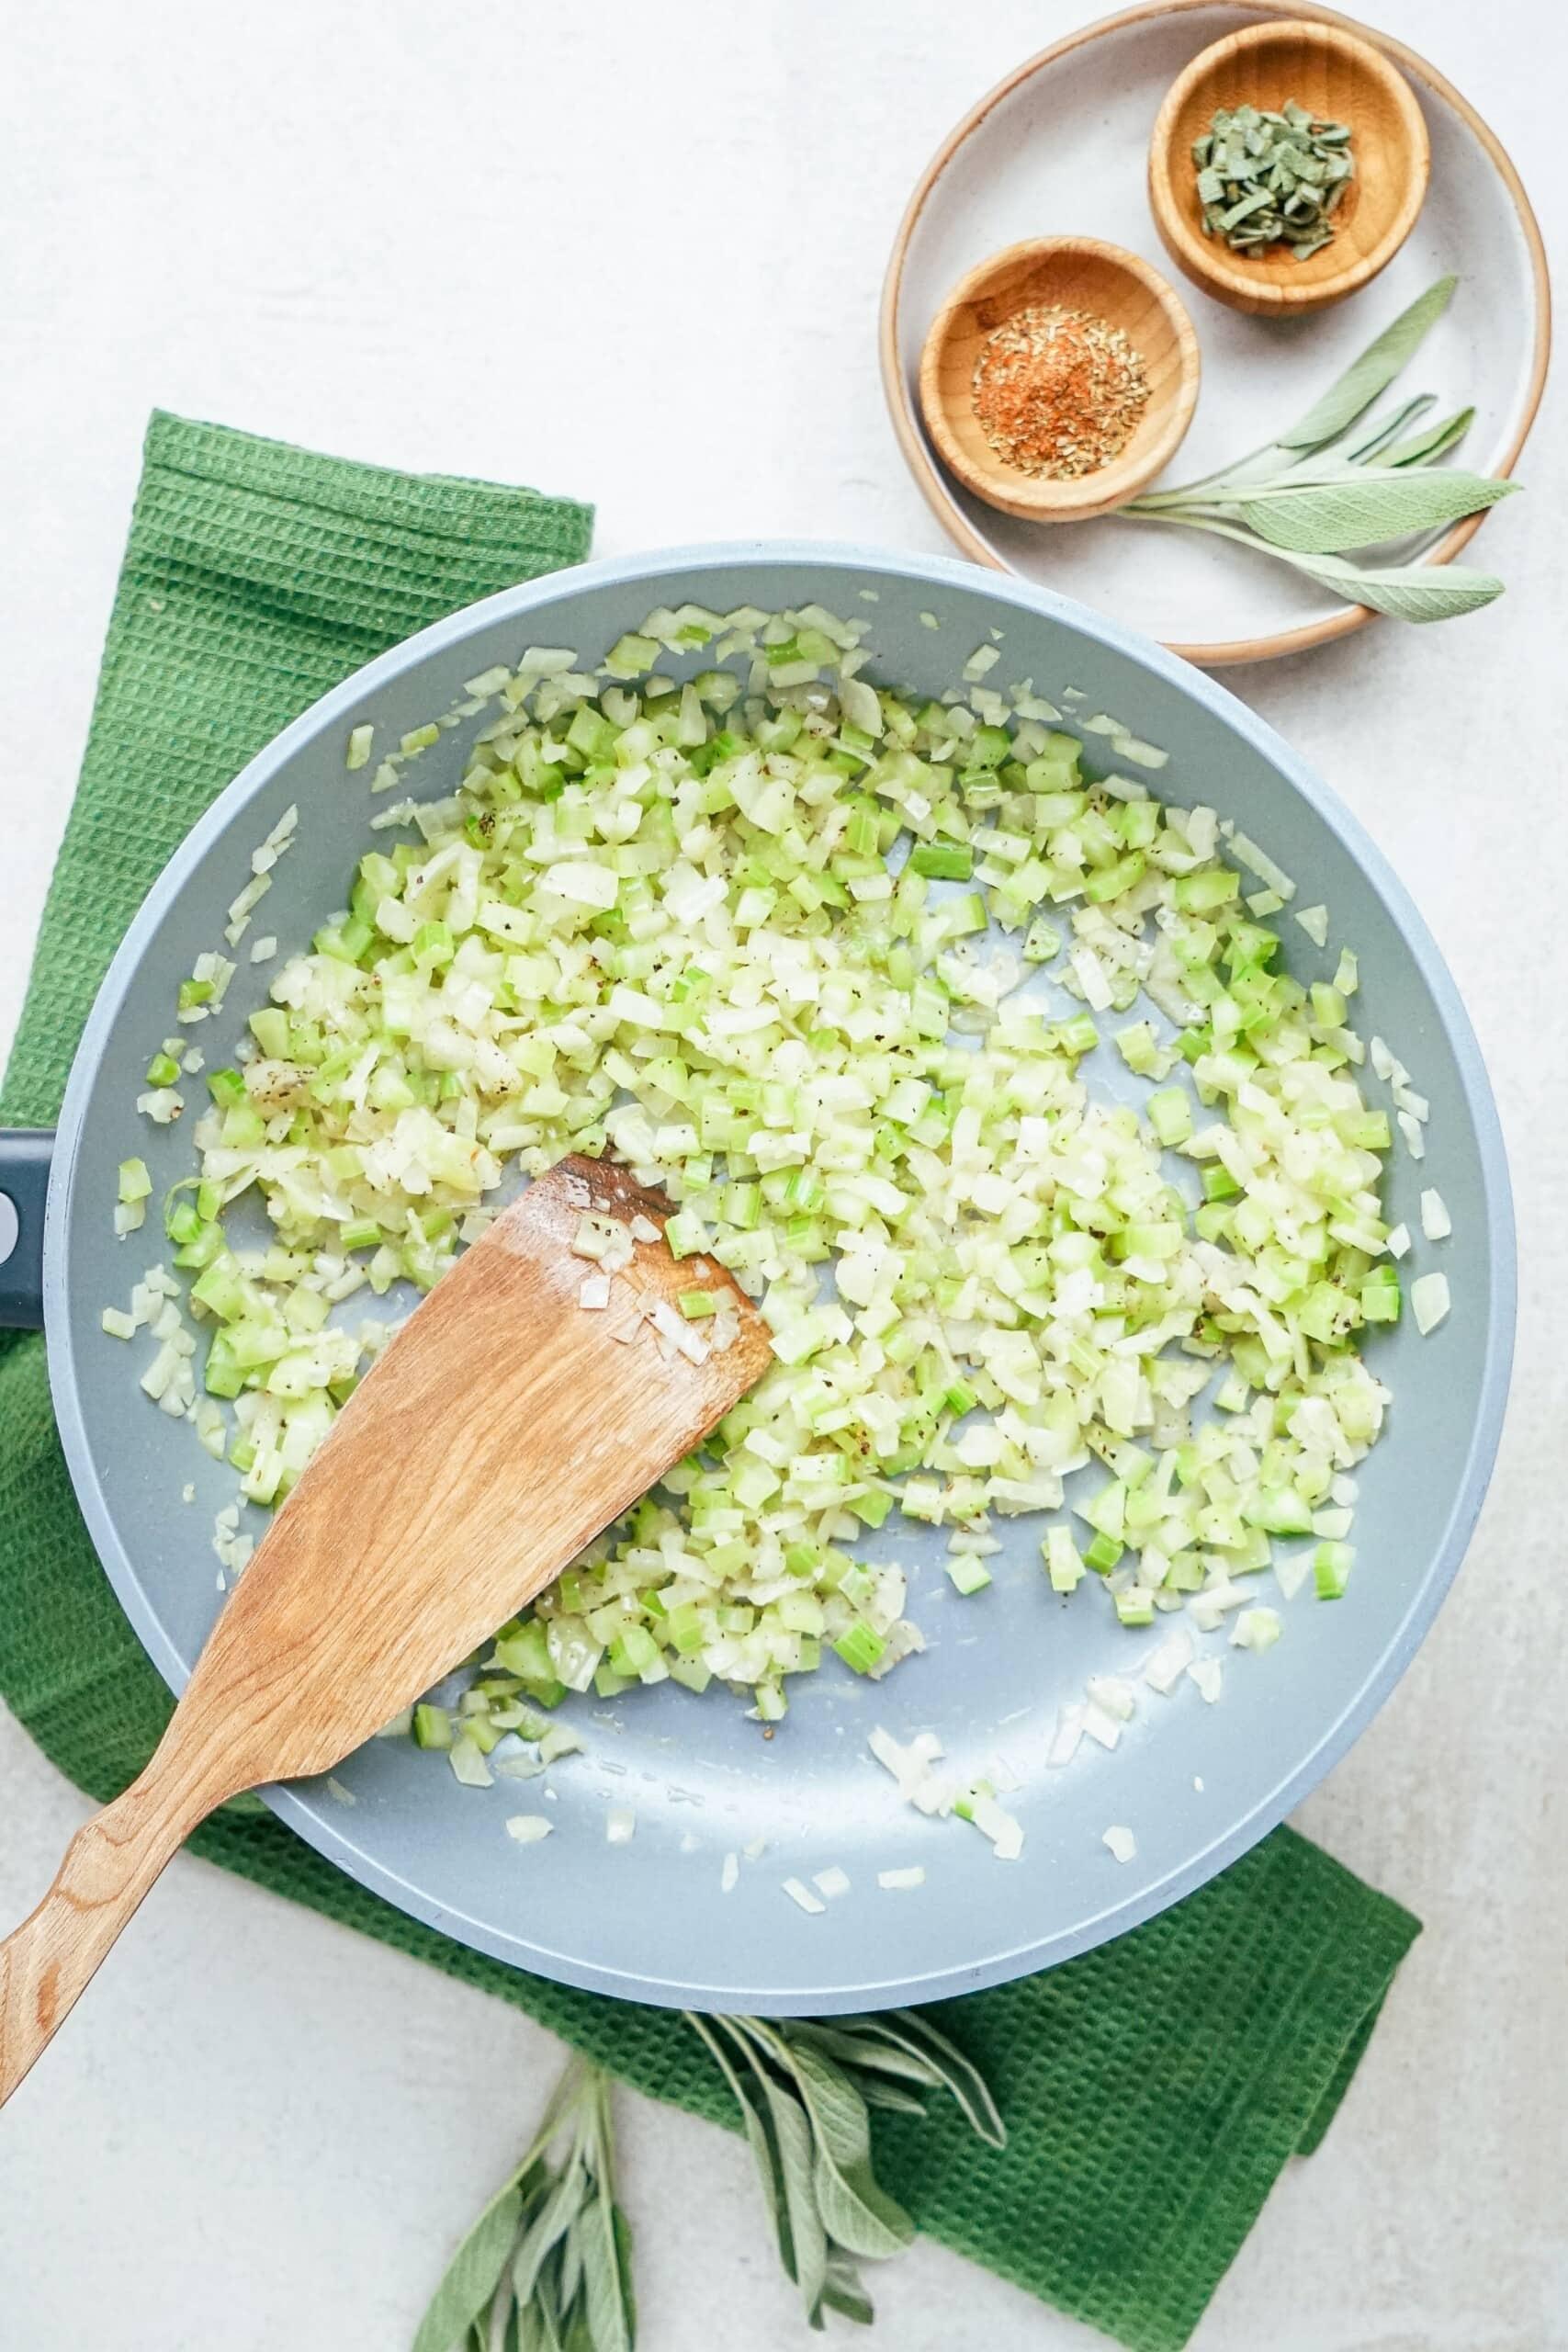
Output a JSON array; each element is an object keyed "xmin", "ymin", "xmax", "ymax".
[{"xmin": 0, "ymin": 1131, "xmax": 53, "ymax": 1332}]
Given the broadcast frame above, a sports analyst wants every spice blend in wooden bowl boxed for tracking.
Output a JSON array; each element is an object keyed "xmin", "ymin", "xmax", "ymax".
[
  {"xmin": 918, "ymin": 237, "xmax": 1200, "ymax": 524},
  {"xmin": 972, "ymin": 303, "xmax": 1152, "ymax": 481}
]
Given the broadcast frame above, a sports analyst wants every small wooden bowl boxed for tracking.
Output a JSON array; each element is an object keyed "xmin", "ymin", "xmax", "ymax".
[
  {"xmin": 1148, "ymin": 20, "xmax": 1430, "ymax": 317},
  {"xmin": 918, "ymin": 237, "xmax": 1200, "ymax": 523}
]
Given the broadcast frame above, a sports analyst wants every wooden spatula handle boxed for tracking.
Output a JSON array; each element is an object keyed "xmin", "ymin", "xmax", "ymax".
[
  {"xmin": 0, "ymin": 1157, "xmax": 771, "ymax": 2105},
  {"xmin": 0, "ymin": 1755, "xmax": 213, "ymax": 2105}
]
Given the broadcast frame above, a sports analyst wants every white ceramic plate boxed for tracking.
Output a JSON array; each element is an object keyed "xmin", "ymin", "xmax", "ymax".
[{"xmin": 881, "ymin": 0, "xmax": 1549, "ymax": 664}]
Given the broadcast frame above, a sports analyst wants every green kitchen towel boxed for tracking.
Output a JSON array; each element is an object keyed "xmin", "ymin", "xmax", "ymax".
[{"xmin": 0, "ymin": 412, "xmax": 1420, "ymax": 2352}]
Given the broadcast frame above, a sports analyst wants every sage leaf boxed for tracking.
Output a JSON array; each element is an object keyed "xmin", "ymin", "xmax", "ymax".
[
  {"xmin": 780, "ymin": 2037, "xmax": 875, "ymax": 2173},
  {"xmin": 519, "ymin": 2301, "xmax": 562, "ymax": 2352},
  {"xmin": 781, "ymin": 2011, "xmax": 1006, "ymax": 2146},
  {"xmin": 786, "ymin": 2045, "xmax": 914, "ymax": 2261},
  {"xmin": 1161, "ymin": 518, "xmax": 1504, "ymax": 618},
  {"xmin": 557, "ymin": 2213, "xmax": 584, "ymax": 2317},
  {"xmin": 413, "ymin": 2186, "xmax": 525, "ymax": 2352},
  {"xmin": 820, "ymin": 2250, "xmax": 877, "ymax": 2327},
  {"xmin": 610, "ymin": 2210, "xmax": 637, "ymax": 2346},
  {"xmin": 1274, "ymin": 548, "xmax": 1507, "ymax": 620},
  {"xmin": 1238, "ymin": 469, "xmax": 1517, "ymax": 553},
  {"xmin": 862, "ymin": 2010, "xmax": 1008, "ymax": 2150},
  {"xmin": 750, "ymin": 2062, "xmax": 830, "ymax": 2319},
  {"xmin": 486, "ymin": 2281, "xmax": 519, "ymax": 2352},
  {"xmin": 579, "ymin": 2197, "xmax": 636, "ymax": 2352},
  {"xmin": 688, "ymin": 2017, "xmax": 795, "ymax": 2269},
  {"xmin": 809, "ymin": 2151, "xmax": 915, "ymax": 2263},
  {"xmin": 1274, "ymin": 275, "xmax": 1457, "ymax": 450},
  {"xmin": 513, "ymin": 2162, "xmax": 589, "ymax": 2307},
  {"xmin": 784, "ymin": 2022, "xmax": 944, "ymax": 2087},
  {"xmin": 720, "ymin": 2022, "xmax": 809, "ymax": 2285},
  {"xmin": 1150, "ymin": 511, "xmax": 1506, "ymax": 619},
  {"xmin": 1343, "ymin": 392, "xmax": 1434, "ymax": 464},
  {"xmin": 1383, "ymin": 405, "xmax": 1474, "ymax": 468},
  {"xmin": 857, "ymin": 2077, "xmax": 933, "ymax": 2118}
]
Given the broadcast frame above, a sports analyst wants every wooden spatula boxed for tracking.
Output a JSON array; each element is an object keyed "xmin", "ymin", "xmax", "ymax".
[{"xmin": 0, "ymin": 1155, "xmax": 771, "ymax": 2104}]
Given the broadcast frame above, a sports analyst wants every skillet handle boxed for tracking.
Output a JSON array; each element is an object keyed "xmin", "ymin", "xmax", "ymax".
[{"xmin": 0, "ymin": 1129, "xmax": 53, "ymax": 1332}]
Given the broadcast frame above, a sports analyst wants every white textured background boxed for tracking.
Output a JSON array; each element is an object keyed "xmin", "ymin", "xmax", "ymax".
[{"xmin": 1, "ymin": 5, "xmax": 1563, "ymax": 2346}]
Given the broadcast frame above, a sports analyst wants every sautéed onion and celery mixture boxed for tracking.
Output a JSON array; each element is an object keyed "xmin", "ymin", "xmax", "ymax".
[{"xmin": 108, "ymin": 600, "xmax": 1448, "ymax": 1792}]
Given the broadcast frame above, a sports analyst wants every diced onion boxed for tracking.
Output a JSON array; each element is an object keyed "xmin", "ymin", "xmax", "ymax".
[
  {"xmin": 1419, "ymin": 1189, "xmax": 1451, "ymax": 1241},
  {"xmin": 1187, "ymin": 1657, "xmax": 1224, "ymax": 1703},
  {"xmin": 1141, "ymin": 1631, "xmax": 1193, "ymax": 1693},
  {"xmin": 1087, "ymin": 1675, "xmax": 1136, "ymax": 1722},
  {"xmin": 1231, "ymin": 1606, "xmax": 1282, "ymax": 1653},
  {"xmin": 450, "ymin": 1736, "xmax": 493, "ymax": 1788},
  {"xmin": 505, "ymin": 1814, "xmax": 553, "ymax": 1844},
  {"xmin": 1082, "ymin": 1703, "xmax": 1123, "ymax": 1752},
  {"xmin": 1412, "ymin": 1272, "xmax": 1450, "ymax": 1335},
  {"xmin": 1048, "ymin": 1705, "xmax": 1086, "ymax": 1767},
  {"xmin": 964, "ymin": 1791, "xmax": 1023, "ymax": 1860}
]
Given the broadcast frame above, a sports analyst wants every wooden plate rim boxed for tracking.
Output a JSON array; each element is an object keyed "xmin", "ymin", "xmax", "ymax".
[{"xmin": 878, "ymin": 0, "xmax": 1551, "ymax": 666}]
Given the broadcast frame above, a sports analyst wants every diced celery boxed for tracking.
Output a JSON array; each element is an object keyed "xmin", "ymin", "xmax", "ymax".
[
  {"xmin": 1043, "ymin": 1527, "xmax": 1085, "ymax": 1592},
  {"xmin": 909, "ymin": 842, "xmax": 974, "ymax": 881},
  {"xmin": 607, "ymin": 1623, "xmax": 660, "ymax": 1679},
  {"xmin": 833, "ymin": 1621, "xmax": 886, "ymax": 1674},
  {"xmin": 1314, "ymin": 1542, "xmax": 1353, "ymax": 1599},
  {"xmin": 1145, "ymin": 1088, "xmax": 1192, "ymax": 1147},
  {"xmin": 248, "ymin": 1007, "xmax": 290, "ymax": 1058}
]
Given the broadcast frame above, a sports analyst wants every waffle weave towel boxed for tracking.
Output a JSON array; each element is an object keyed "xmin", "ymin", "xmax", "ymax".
[{"xmin": 0, "ymin": 412, "xmax": 1419, "ymax": 2351}]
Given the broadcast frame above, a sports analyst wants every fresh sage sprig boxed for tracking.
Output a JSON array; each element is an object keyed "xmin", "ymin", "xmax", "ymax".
[
  {"xmin": 414, "ymin": 2014, "xmax": 1003, "ymax": 2346},
  {"xmin": 412, "ymin": 2055, "xmax": 636, "ymax": 2352},
  {"xmin": 685, "ymin": 2007, "xmax": 1006, "ymax": 2331},
  {"xmin": 1120, "ymin": 276, "xmax": 1521, "ymax": 620}
]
